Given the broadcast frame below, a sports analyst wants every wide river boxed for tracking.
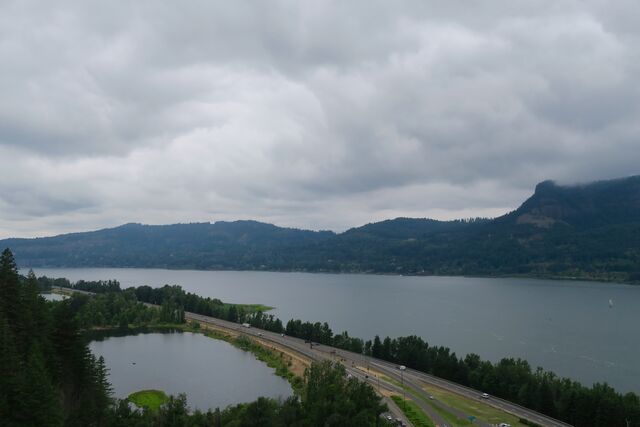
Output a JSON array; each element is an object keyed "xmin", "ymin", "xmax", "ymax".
[
  {"xmin": 89, "ymin": 332, "xmax": 292, "ymax": 410},
  {"xmin": 32, "ymin": 268, "xmax": 640, "ymax": 393}
]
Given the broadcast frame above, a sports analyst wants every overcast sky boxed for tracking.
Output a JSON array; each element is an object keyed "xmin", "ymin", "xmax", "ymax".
[{"xmin": 1, "ymin": 1, "xmax": 639, "ymax": 238}]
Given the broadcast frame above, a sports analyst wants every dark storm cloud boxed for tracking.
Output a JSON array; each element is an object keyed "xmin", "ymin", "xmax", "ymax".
[{"xmin": 0, "ymin": 0, "xmax": 638, "ymax": 238}]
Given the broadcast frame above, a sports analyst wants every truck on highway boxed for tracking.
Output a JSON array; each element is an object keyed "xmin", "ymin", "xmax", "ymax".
[{"xmin": 242, "ymin": 323, "xmax": 251, "ymax": 328}]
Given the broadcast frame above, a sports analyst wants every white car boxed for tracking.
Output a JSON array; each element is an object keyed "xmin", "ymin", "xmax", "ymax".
[
  {"xmin": 498, "ymin": 423, "xmax": 512, "ymax": 427},
  {"xmin": 481, "ymin": 393, "xmax": 489, "ymax": 399}
]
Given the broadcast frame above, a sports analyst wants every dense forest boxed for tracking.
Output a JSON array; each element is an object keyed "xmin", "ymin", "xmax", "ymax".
[
  {"xmin": 4, "ymin": 175, "xmax": 640, "ymax": 283},
  {"xmin": 55, "ymin": 277, "xmax": 640, "ymax": 426},
  {"xmin": 0, "ymin": 249, "xmax": 112, "ymax": 426},
  {"xmin": 1, "ymin": 250, "xmax": 391, "ymax": 426}
]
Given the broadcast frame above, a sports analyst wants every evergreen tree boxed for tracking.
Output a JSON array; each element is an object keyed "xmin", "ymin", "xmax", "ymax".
[
  {"xmin": 156, "ymin": 393, "xmax": 190, "ymax": 427},
  {"xmin": 93, "ymin": 355, "xmax": 113, "ymax": 419},
  {"xmin": 371, "ymin": 335, "xmax": 382, "ymax": 358},
  {"xmin": 241, "ymin": 397, "xmax": 278, "ymax": 426},
  {"xmin": 0, "ymin": 314, "xmax": 25, "ymax": 427},
  {"xmin": 227, "ymin": 305, "xmax": 238, "ymax": 322},
  {"xmin": 22, "ymin": 271, "xmax": 51, "ymax": 353},
  {"xmin": 22, "ymin": 347, "xmax": 63, "ymax": 426},
  {"xmin": 0, "ymin": 249, "xmax": 24, "ymax": 344}
]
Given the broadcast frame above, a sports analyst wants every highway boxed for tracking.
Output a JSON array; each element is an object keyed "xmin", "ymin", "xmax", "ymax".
[
  {"xmin": 186, "ymin": 311, "xmax": 573, "ymax": 427},
  {"xmin": 328, "ymin": 344, "xmax": 573, "ymax": 427}
]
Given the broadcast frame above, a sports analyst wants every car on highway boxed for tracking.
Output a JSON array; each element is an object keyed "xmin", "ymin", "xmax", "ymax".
[
  {"xmin": 481, "ymin": 392, "xmax": 490, "ymax": 399},
  {"xmin": 498, "ymin": 423, "xmax": 512, "ymax": 427}
]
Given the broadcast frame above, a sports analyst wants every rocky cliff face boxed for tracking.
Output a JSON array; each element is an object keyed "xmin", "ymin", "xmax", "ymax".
[{"xmin": 513, "ymin": 176, "xmax": 640, "ymax": 228}]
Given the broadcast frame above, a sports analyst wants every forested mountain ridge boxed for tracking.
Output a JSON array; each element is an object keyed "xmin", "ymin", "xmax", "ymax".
[
  {"xmin": 2, "ymin": 220, "xmax": 335, "ymax": 270},
  {"xmin": 4, "ymin": 175, "xmax": 640, "ymax": 283}
]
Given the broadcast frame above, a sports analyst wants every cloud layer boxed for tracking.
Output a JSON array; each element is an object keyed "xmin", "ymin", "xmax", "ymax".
[{"xmin": 1, "ymin": 1, "xmax": 639, "ymax": 238}]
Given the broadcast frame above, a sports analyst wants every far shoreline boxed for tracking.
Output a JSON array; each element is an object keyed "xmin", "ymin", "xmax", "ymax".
[{"xmin": 22, "ymin": 264, "xmax": 639, "ymax": 287}]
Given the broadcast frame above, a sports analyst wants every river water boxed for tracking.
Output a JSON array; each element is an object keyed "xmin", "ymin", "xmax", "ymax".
[
  {"xmin": 89, "ymin": 332, "xmax": 292, "ymax": 410},
  {"xmin": 31, "ymin": 267, "xmax": 640, "ymax": 393}
]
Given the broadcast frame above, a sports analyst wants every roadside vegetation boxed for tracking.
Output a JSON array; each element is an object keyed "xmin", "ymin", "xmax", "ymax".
[
  {"xmin": 385, "ymin": 375, "xmax": 475, "ymax": 426},
  {"xmin": 233, "ymin": 335, "xmax": 304, "ymax": 393},
  {"xmin": 185, "ymin": 323, "xmax": 305, "ymax": 393},
  {"xmin": 422, "ymin": 383, "xmax": 525, "ymax": 426},
  {"xmin": 390, "ymin": 395, "xmax": 434, "ymax": 427}
]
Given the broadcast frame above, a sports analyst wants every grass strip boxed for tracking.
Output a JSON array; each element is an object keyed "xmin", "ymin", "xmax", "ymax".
[
  {"xmin": 385, "ymin": 376, "xmax": 470, "ymax": 426},
  {"xmin": 390, "ymin": 395, "xmax": 435, "ymax": 427},
  {"xmin": 428, "ymin": 401, "xmax": 472, "ymax": 426},
  {"xmin": 422, "ymin": 384, "xmax": 526, "ymax": 427},
  {"xmin": 381, "ymin": 373, "xmax": 525, "ymax": 427},
  {"xmin": 127, "ymin": 389, "xmax": 169, "ymax": 411},
  {"xmin": 195, "ymin": 325, "xmax": 305, "ymax": 394}
]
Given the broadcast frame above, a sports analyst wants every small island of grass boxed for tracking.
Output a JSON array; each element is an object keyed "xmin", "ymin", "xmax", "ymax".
[
  {"xmin": 127, "ymin": 389, "xmax": 169, "ymax": 411},
  {"xmin": 237, "ymin": 303, "xmax": 275, "ymax": 312}
]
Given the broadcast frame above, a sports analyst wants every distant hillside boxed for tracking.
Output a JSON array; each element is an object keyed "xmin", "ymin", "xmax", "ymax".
[
  {"xmin": 2, "ymin": 221, "xmax": 335, "ymax": 270},
  {"xmin": 3, "ymin": 176, "xmax": 639, "ymax": 283}
]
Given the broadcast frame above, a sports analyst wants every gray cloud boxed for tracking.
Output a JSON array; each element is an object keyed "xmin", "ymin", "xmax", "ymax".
[{"xmin": 0, "ymin": 0, "xmax": 638, "ymax": 238}]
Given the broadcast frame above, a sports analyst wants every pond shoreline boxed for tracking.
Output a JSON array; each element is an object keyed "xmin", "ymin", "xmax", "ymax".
[{"xmin": 87, "ymin": 322, "xmax": 305, "ymax": 398}]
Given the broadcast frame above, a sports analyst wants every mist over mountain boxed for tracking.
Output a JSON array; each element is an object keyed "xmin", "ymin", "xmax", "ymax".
[{"xmin": 4, "ymin": 175, "xmax": 639, "ymax": 283}]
